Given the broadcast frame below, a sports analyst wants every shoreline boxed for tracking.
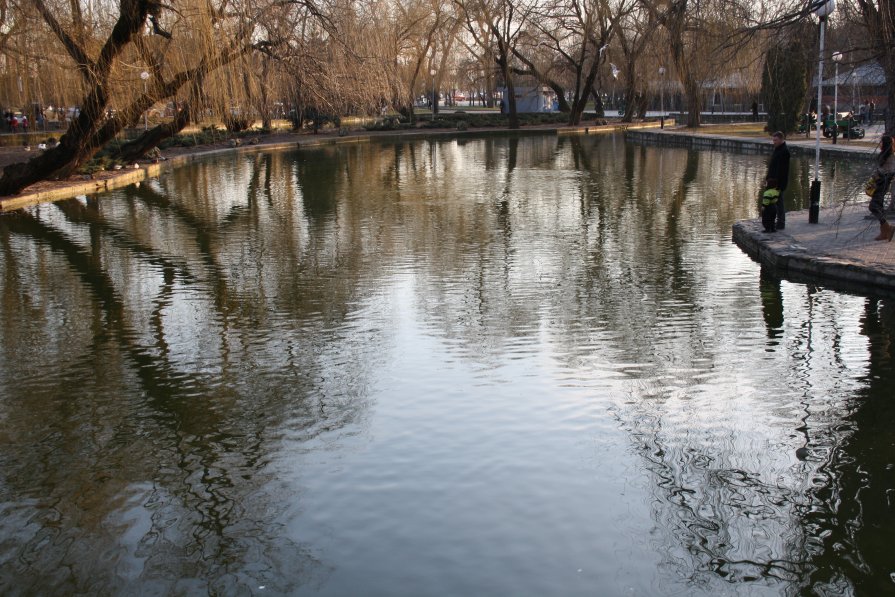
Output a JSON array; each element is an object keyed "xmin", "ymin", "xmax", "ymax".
[
  {"xmin": 3, "ymin": 121, "xmax": 894, "ymax": 297},
  {"xmin": 0, "ymin": 120, "xmax": 662, "ymax": 212}
]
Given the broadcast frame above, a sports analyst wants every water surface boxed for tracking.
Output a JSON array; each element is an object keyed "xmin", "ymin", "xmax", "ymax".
[{"xmin": 1, "ymin": 134, "xmax": 893, "ymax": 596}]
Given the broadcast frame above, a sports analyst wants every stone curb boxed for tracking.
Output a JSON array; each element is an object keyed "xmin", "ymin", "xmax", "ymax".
[
  {"xmin": 626, "ymin": 128, "xmax": 877, "ymax": 161},
  {"xmin": 732, "ymin": 214, "xmax": 895, "ymax": 297}
]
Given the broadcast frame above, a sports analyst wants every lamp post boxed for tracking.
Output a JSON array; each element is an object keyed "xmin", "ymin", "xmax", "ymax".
[
  {"xmin": 140, "ymin": 71, "xmax": 150, "ymax": 131},
  {"xmin": 809, "ymin": 0, "xmax": 836, "ymax": 224},
  {"xmin": 832, "ymin": 51, "xmax": 842, "ymax": 144},
  {"xmin": 430, "ymin": 69, "xmax": 437, "ymax": 121},
  {"xmin": 658, "ymin": 66, "xmax": 666, "ymax": 129}
]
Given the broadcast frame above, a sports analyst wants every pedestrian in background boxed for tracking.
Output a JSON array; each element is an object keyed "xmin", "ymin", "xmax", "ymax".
[
  {"xmin": 766, "ymin": 131, "xmax": 791, "ymax": 230},
  {"xmin": 869, "ymin": 135, "xmax": 895, "ymax": 241}
]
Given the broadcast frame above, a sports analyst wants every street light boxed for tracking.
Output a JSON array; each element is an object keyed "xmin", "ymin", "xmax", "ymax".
[
  {"xmin": 809, "ymin": 0, "xmax": 836, "ymax": 224},
  {"xmin": 658, "ymin": 66, "xmax": 666, "ymax": 129},
  {"xmin": 430, "ymin": 69, "xmax": 437, "ymax": 121},
  {"xmin": 831, "ymin": 51, "xmax": 842, "ymax": 144},
  {"xmin": 140, "ymin": 71, "xmax": 150, "ymax": 131}
]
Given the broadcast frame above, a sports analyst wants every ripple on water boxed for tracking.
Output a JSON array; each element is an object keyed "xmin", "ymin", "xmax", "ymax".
[{"xmin": 0, "ymin": 136, "xmax": 891, "ymax": 596}]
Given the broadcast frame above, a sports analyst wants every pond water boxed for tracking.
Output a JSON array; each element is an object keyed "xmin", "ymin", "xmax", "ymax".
[{"xmin": 1, "ymin": 134, "xmax": 893, "ymax": 596}]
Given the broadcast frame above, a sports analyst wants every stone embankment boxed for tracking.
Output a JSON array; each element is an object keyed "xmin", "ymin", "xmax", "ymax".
[{"xmin": 733, "ymin": 206, "xmax": 895, "ymax": 296}]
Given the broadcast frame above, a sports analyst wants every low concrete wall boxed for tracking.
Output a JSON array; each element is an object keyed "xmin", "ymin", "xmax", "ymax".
[
  {"xmin": 668, "ymin": 113, "xmax": 763, "ymax": 124},
  {"xmin": 626, "ymin": 129, "xmax": 872, "ymax": 162},
  {"xmin": 732, "ymin": 216, "xmax": 895, "ymax": 297},
  {"xmin": 626, "ymin": 129, "xmax": 770, "ymax": 154}
]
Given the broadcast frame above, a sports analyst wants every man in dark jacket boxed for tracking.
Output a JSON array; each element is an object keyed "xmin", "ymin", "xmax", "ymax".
[{"xmin": 766, "ymin": 131, "xmax": 791, "ymax": 230}]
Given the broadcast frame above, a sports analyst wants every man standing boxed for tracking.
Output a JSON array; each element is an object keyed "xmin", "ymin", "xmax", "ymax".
[{"xmin": 766, "ymin": 131, "xmax": 791, "ymax": 230}]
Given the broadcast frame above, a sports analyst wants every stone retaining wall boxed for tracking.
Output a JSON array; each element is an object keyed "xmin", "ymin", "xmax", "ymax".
[
  {"xmin": 625, "ymin": 129, "xmax": 873, "ymax": 162},
  {"xmin": 732, "ymin": 217, "xmax": 895, "ymax": 297}
]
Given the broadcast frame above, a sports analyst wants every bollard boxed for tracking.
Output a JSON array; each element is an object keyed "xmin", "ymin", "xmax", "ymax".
[{"xmin": 809, "ymin": 180, "xmax": 820, "ymax": 224}]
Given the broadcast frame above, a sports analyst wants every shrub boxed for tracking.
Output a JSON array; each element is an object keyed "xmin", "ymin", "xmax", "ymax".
[{"xmin": 223, "ymin": 115, "xmax": 252, "ymax": 133}]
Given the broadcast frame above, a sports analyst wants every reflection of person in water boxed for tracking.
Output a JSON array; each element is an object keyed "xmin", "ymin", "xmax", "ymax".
[
  {"xmin": 795, "ymin": 297, "xmax": 895, "ymax": 595},
  {"xmin": 759, "ymin": 268, "xmax": 783, "ymax": 340}
]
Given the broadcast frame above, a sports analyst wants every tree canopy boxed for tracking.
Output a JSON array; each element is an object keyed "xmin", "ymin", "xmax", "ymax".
[{"xmin": 0, "ymin": 0, "xmax": 892, "ymax": 193}]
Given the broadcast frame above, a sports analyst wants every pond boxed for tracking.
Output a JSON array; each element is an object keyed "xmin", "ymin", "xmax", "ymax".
[{"xmin": 1, "ymin": 134, "xmax": 893, "ymax": 596}]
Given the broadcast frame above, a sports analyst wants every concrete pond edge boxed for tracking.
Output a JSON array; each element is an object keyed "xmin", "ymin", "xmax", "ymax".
[{"xmin": 732, "ymin": 215, "xmax": 895, "ymax": 298}]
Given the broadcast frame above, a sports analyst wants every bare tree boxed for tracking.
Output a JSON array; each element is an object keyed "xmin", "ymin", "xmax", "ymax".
[
  {"xmin": 614, "ymin": 0, "xmax": 654, "ymax": 121},
  {"xmin": 457, "ymin": 0, "xmax": 536, "ymax": 128},
  {"xmin": 849, "ymin": 0, "xmax": 895, "ymax": 131},
  {"xmin": 523, "ymin": 0, "xmax": 633, "ymax": 125}
]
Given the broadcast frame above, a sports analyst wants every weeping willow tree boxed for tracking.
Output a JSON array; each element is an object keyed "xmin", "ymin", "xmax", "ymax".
[
  {"xmin": 278, "ymin": 0, "xmax": 402, "ymax": 127},
  {"xmin": 0, "ymin": 0, "xmax": 335, "ymax": 195}
]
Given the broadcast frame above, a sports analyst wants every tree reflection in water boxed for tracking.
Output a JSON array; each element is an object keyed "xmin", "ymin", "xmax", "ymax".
[{"xmin": 0, "ymin": 135, "xmax": 892, "ymax": 595}]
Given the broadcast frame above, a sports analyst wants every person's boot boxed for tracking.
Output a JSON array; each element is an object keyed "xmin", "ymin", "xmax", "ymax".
[{"xmin": 874, "ymin": 222, "xmax": 888, "ymax": 241}]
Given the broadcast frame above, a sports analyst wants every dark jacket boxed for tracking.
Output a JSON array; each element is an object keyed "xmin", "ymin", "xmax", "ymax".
[{"xmin": 767, "ymin": 143, "xmax": 791, "ymax": 192}]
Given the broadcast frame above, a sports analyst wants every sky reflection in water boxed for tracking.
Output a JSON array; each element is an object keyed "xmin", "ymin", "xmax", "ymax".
[{"xmin": 0, "ymin": 134, "xmax": 892, "ymax": 596}]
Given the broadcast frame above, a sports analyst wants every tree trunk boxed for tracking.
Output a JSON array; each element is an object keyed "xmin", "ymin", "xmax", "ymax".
[
  {"xmin": 114, "ymin": 104, "xmax": 194, "ymax": 163},
  {"xmin": 0, "ymin": 80, "xmax": 126, "ymax": 195},
  {"xmin": 635, "ymin": 92, "xmax": 648, "ymax": 118},
  {"xmin": 621, "ymin": 86, "xmax": 637, "ymax": 123},
  {"xmin": 0, "ymin": 0, "xmax": 151, "ymax": 195},
  {"xmin": 684, "ymin": 80, "xmax": 702, "ymax": 128},
  {"xmin": 496, "ymin": 42, "xmax": 519, "ymax": 129},
  {"xmin": 886, "ymin": 77, "xmax": 895, "ymax": 134},
  {"xmin": 510, "ymin": 50, "xmax": 570, "ymax": 112},
  {"xmin": 591, "ymin": 88, "xmax": 605, "ymax": 118}
]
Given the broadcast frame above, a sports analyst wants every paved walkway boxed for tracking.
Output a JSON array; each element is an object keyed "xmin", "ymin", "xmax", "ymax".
[
  {"xmin": 733, "ymin": 203, "xmax": 895, "ymax": 296},
  {"xmin": 628, "ymin": 122, "xmax": 887, "ymax": 161},
  {"xmin": 729, "ymin": 122, "xmax": 886, "ymax": 159}
]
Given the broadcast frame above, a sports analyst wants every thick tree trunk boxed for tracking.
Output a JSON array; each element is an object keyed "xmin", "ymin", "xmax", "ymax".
[
  {"xmin": 684, "ymin": 80, "xmax": 702, "ymax": 128},
  {"xmin": 0, "ymin": 0, "xmax": 150, "ymax": 195},
  {"xmin": 510, "ymin": 50, "xmax": 570, "ymax": 113},
  {"xmin": 497, "ymin": 51, "xmax": 519, "ymax": 129},
  {"xmin": 553, "ymin": 85, "xmax": 571, "ymax": 113},
  {"xmin": 114, "ymin": 104, "xmax": 193, "ymax": 163},
  {"xmin": 568, "ymin": 65, "xmax": 601, "ymax": 125},
  {"xmin": 884, "ymin": 56, "xmax": 895, "ymax": 133},
  {"xmin": 0, "ymin": 134, "xmax": 99, "ymax": 196},
  {"xmin": 504, "ymin": 75, "xmax": 519, "ymax": 129},
  {"xmin": 621, "ymin": 86, "xmax": 637, "ymax": 123}
]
